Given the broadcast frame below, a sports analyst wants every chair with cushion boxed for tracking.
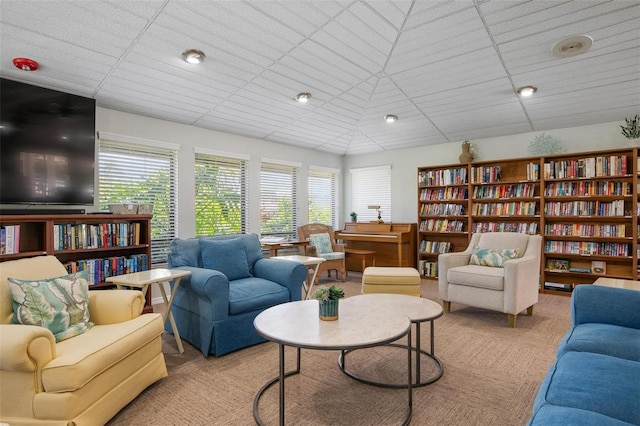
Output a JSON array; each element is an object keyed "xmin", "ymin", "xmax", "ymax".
[
  {"xmin": 438, "ymin": 232, "xmax": 542, "ymax": 327},
  {"xmin": 297, "ymin": 223, "xmax": 346, "ymax": 283},
  {"xmin": 0, "ymin": 255, "xmax": 167, "ymax": 425},
  {"xmin": 167, "ymin": 233, "xmax": 308, "ymax": 356}
]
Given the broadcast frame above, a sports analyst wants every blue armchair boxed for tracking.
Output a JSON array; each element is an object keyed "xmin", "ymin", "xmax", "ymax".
[{"xmin": 166, "ymin": 233, "xmax": 307, "ymax": 356}]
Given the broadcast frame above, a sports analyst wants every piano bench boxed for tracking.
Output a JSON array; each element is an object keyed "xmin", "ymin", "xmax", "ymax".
[
  {"xmin": 345, "ymin": 248, "xmax": 376, "ymax": 276},
  {"xmin": 362, "ymin": 267, "xmax": 421, "ymax": 297}
]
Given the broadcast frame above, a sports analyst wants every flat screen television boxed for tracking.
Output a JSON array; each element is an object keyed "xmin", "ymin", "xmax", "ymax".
[{"xmin": 1, "ymin": 78, "xmax": 96, "ymax": 205}]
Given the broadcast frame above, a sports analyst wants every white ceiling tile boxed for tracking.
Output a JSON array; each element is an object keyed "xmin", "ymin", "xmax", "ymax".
[{"xmin": 1, "ymin": 0, "xmax": 638, "ymax": 155}]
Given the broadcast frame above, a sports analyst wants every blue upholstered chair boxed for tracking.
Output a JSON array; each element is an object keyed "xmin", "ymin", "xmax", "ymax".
[
  {"xmin": 297, "ymin": 223, "xmax": 346, "ymax": 283},
  {"xmin": 166, "ymin": 233, "xmax": 308, "ymax": 356}
]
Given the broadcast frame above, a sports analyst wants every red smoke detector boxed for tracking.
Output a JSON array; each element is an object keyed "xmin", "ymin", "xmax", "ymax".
[{"xmin": 13, "ymin": 57, "xmax": 39, "ymax": 71}]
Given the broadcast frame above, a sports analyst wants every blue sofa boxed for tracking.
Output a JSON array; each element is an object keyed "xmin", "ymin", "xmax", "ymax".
[
  {"xmin": 528, "ymin": 285, "xmax": 640, "ymax": 425},
  {"xmin": 166, "ymin": 233, "xmax": 308, "ymax": 356}
]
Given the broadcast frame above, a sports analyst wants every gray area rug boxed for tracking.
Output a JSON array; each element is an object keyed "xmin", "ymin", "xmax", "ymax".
[{"xmin": 107, "ymin": 272, "xmax": 571, "ymax": 425}]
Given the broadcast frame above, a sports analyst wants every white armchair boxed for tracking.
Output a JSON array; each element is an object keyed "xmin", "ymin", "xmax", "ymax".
[{"xmin": 438, "ymin": 232, "xmax": 542, "ymax": 327}]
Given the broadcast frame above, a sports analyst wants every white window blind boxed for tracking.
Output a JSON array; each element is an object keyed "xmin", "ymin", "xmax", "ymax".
[
  {"xmin": 194, "ymin": 153, "xmax": 248, "ymax": 236},
  {"xmin": 308, "ymin": 167, "xmax": 339, "ymax": 229},
  {"xmin": 260, "ymin": 162, "xmax": 299, "ymax": 239},
  {"xmin": 98, "ymin": 139, "xmax": 178, "ymax": 266},
  {"xmin": 350, "ymin": 165, "xmax": 391, "ymax": 222}
]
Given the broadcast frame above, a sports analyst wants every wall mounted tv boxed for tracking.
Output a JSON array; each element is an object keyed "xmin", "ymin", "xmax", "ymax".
[{"xmin": 1, "ymin": 78, "xmax": 96, "ymax": 205}]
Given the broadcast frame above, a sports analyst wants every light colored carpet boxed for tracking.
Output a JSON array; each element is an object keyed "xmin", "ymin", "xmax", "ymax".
[{"xmin": 107, "ymin": 273, "xmax": 571, "ymax": 426}]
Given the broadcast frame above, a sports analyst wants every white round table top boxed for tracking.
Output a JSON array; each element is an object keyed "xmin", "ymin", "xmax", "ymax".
[
  {"xmin": 342, "ymin": 294, "xmax": 443, "ymax": 323},
  {"xmin": 254, "ymin": 299, "xmax": 410, "ymax": 350}
]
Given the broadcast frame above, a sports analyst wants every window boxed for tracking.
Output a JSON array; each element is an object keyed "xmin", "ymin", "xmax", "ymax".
[
  {"xmin": 350, "ymin": 165, "xmax": 391, "ymax": 222},
  {"xmin": 260, "ymin": 161, "xmax": 300, "ymax": 239},
  {"xmin": 98, "ymin": 133, "xmax": 178, "ymax": 266},
  {"xmin": 194, "ymin": 150, "xmax": 249, "ymax": 236},
  {"xmin": 308, "ymin": 166, "xmax": 339, "ymax": 229}
]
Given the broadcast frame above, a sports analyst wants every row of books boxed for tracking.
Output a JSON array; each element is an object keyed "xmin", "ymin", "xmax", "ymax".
[
  {"xmin": 526, "ymin": 162, "xmax": 540, "ymax": 181},
  {"xmin": 419, "ymin": 240, "xmax": 452, "ymax": 254},
  {"xmin": 470, "ymin": 165, "xmax": 502, "ymax": 183},
  {"xmin": 64, "ymin": 254, "xmax": 149, "ymax": 285},
  {"xmin": 53, "ymin": 222, "xmax": 142, "ymax": 251},
  {"xmin": 544, "ymin": 155, "xmax": 628, "ymax": 179},
  {"xmin": 419, "ymin": 260, "xmax": 438, "ymax": 278},
  {"xmin": 545, "ymin": 241, "xmax": 630, "ymax": 257},
  {"xmin": 544, "ymin": 181, "xmax": 631, "ymax": 197},
  {"xmin": 419, "ymin": 219, "xmax": 465, "ymax": 232},
  {"xmin": 471, "ymin": 201, "xmax": 537, "ymax": 216},
  {"xmin": 0, "ymin": 225, "xmax": 20, "ymax": 255},
  {"xmin": 472, "ymin": 222, "xmax": 539, "ymax": 235},
  {"xmin": 544, "ymin": 200, "xmax": 626, "ymax": 217},
  {"xmin": 420, "ymin": 203, "xmax": 464, "ymax": 216},
  {"xmin": 418, "ymin": 168, "xmax": 468, "ymax": 186},
  {"xmin": 544, "ymin": 223, "xmax": 626, "ymax": 238},
  {"xmin": 472, "ymin": 183, "xmax": 536, "ymax": 199},
  {"xmin": 419, "ymin": 187, "xmax": 468, "ymax": 201}
]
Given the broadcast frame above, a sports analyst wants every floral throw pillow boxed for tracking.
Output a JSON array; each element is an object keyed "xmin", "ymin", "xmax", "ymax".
[
  {"xmin": 308, "ymin": 233, "xmax": 333, "ymax": 254},
  {"xmin": 8, "ymin": 270, "xmax": 94, "ymax": 342},
  {"xmin": 469, "ymin": 247, "xmax": 519, "ymax": 268}
]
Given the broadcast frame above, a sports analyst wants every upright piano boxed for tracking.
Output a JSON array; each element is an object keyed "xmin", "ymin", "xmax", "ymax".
[{"xmin": 336, "ymin": 222, "xmax": 417, "ymax": 270}]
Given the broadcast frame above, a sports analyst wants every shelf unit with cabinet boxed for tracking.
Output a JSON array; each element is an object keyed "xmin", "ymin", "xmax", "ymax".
[
  {"xmin": 417, "ymin": 147, "xmax": 639, "ymax": 296},
  {"xmin": 0, "ymin": 213, "xmax": 153, "ymax": 310}
]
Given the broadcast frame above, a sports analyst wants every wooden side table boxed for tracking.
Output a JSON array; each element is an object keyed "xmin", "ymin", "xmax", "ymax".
[{"xmin": 106, "ymin": 268, "xmax": 191, "ymax": 353}]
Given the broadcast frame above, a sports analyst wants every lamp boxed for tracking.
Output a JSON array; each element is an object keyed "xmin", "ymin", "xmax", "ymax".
[
  {"xmin": 295, "ymin": 92, "xmax": 311, "ymax": 103},
  {"xmin": 368, "ymin": 205, "xmax": 383, "ymax": 223},
  {"xmin": 517, "ymin": 86, "xmax": 537, "ymax": 97},
  {"xmin": 384, "ymin": 114, "xmax": 398, "ymax": 123},
  {"xmin": 182, "ymin": 49, "xmax": 205, "ymax": 64}
]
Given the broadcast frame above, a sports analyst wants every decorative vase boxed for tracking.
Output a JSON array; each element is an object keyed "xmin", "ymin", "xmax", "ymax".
[
  {"xmin": 459, "ymin": 140, "xmax": 474, "ymax": 163},
  {"xmin": 319, "ymin": 299, "xmax": 339, "ymax": 321},
  {"xmin": 627, "ymin": 138, "xmax": 640, "ymax": 147}
]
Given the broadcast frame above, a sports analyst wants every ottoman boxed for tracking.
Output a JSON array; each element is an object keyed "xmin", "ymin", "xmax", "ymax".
[{"xmin": 362, "ymin": 267, "xmax": 421, "ymax": 297}]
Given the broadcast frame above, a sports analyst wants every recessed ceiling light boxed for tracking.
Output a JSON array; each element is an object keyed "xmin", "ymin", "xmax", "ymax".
[
  {"xmin": 295, "ymin": 92, "xmax": 311, "ymax": 103},
  {"xmin": 384, "ymin": 114, "xmax": 398, "ymax": 123},
  {"xmin": 182, "ymin": 49, "xmax": 205, "ymax": 64},
  {"xmin": 552, "ymin": 35, "xmax": 593, "ymax": 58},
  {"xmin": 13, "ymin": 57, "xmax": 39, "ymax": 71},
  {"xmin": 517, "ymin": 86, "xmax": 537, "ymax": 97}
]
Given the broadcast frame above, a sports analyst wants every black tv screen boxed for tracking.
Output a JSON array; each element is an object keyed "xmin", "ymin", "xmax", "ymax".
[{"xmin": 1, "ymin": 78, "xmax": 96, "ymax": 205}]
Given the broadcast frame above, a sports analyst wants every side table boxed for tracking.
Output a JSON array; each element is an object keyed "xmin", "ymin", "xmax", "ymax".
[
  {"xmin": 272, "ymin": 255, "xmax": 325, "ymax": 299},
  {"xmin": 106, "ymin": 268, "xmax": 191, "ymax": 353}
]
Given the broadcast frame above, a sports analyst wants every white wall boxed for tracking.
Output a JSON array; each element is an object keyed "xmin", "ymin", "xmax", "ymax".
[{"xmin": 343, "ymin": 121, "xmax": 629, "ymax": 224}]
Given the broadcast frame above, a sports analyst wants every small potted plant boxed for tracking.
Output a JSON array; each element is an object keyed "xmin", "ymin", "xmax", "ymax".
[
  {"xmin": 620, "ymin": 114, "xmax": 640, "ymax": 146},
  {"xmin": 311, "ymin": 285, "xmax": 345, "ymax": 321},
  {"xmin": 349, "ymin": 211, "xmax": 357, "ymax": 222}
]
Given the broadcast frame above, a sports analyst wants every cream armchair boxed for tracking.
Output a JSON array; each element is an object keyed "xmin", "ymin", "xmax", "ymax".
[
  {"xmin": 438, "ymin": 232, "xmax": 542, "ymax": 327},
  {"xmin": 0, "ymin": 256, "xmax": 167, "ymax": 425}
]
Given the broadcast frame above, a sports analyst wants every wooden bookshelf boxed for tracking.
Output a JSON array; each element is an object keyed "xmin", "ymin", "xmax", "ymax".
[
  {"xmin": 0, "ymin": 213, "xmax": 153, "ymax": 310},
  {"xmin": 417, "ymin": 147, "xmax": 639, "ymax": 296}
]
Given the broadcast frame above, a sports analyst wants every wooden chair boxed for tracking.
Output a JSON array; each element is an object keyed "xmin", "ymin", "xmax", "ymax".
[{"xmin": 297, "ymin": 223, "xmax": 346, "ymax": 283}]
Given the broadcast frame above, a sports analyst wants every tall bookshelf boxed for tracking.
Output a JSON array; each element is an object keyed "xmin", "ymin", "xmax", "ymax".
[
  {"xmin": 417, "ymin": 147, "xmax": 639, "ymax": 296},
  {"xmin": 0, "ymin": 213, "xmax": 153, "ymax": 310}
]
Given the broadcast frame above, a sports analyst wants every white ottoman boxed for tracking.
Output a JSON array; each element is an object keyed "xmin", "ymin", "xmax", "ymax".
[{"xmin": 361, "ymin": 267, "xmax": 421, "ymax": 297}]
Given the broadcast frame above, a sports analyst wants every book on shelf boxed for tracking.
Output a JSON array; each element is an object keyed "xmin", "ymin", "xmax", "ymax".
[
  {"xmin": 568, "ymin": 267, "xmax": 592, "ymax": 273},
  {"xmin": 2, "ymin": 225, "xmax": 20, "ymax": 254}
]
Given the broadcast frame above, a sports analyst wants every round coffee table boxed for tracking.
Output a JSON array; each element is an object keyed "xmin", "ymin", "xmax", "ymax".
[
  {"xmin": 339, "ymin": 294, "xmax": 444, "ymax": 388},
  {"xmin": 253, "ymin": 299, "xmax": 413, "ymax": 426}
]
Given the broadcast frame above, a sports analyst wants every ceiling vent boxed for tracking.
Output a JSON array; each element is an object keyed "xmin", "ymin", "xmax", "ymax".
[{"xmin": 552, "ymin": 35, "xmax": 593, "ymax": 58}]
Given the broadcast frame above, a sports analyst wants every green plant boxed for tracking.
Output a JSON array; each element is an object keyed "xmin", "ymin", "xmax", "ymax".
[
  {"xmin": 311, "ymin": 285, "xmax": 345, "ymax": 302},
  {"xmin": 620, "ymin": 115, "xmax": 640, "ymax": 139},
  {"xmin": 350, "ymin": 211, "xmax": 357, "ymax": 218}
]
